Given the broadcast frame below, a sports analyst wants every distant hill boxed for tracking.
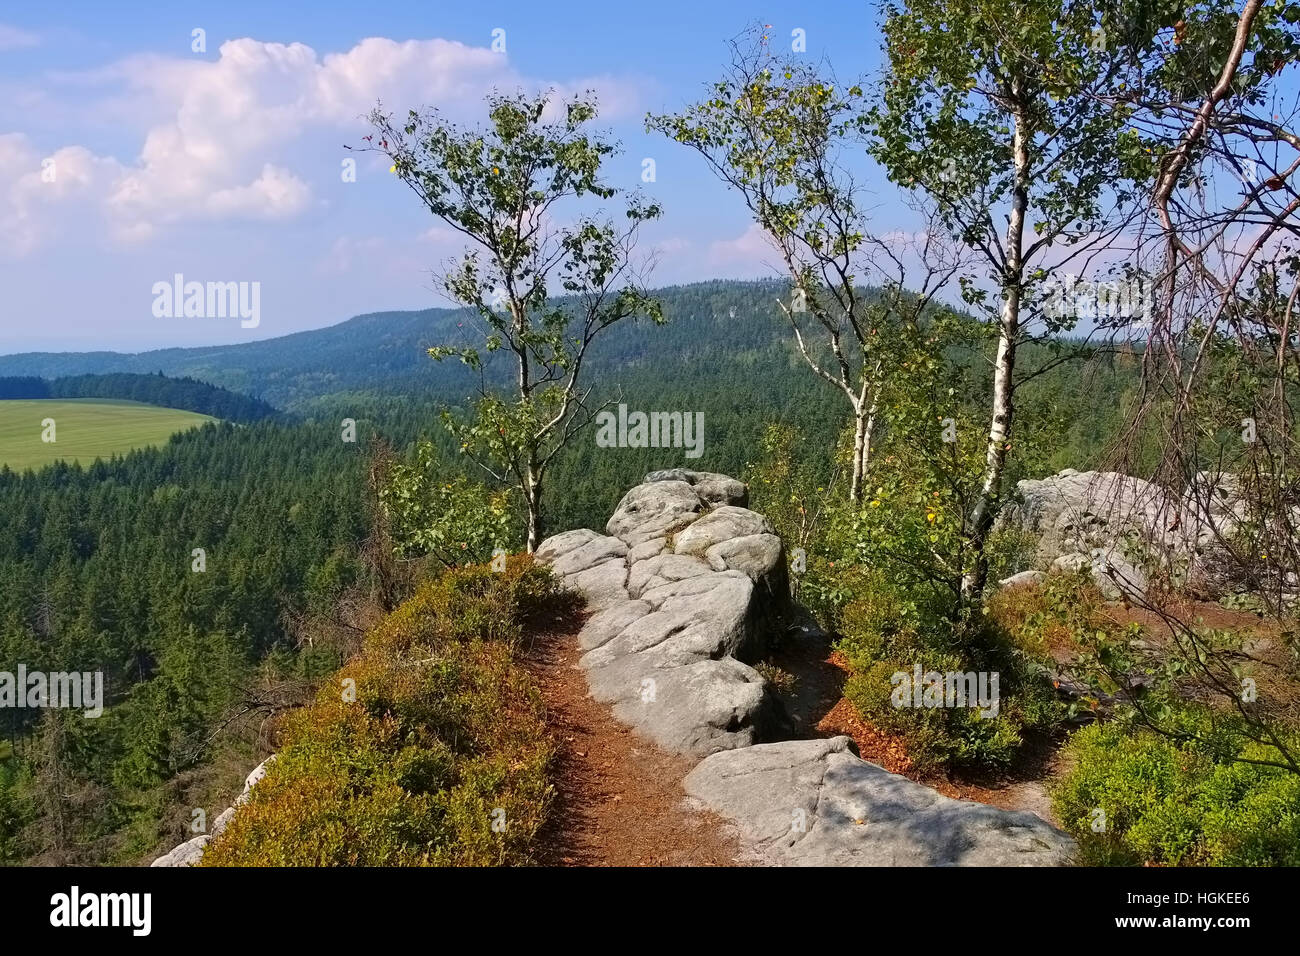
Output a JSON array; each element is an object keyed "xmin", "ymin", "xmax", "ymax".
[
  {"xmin": 0, "ymin": 373, "xmax": 281, "ymax": 423},
  {"xmin": 0, "ymin": 280, "xmax": 808, "ymax": 409}
]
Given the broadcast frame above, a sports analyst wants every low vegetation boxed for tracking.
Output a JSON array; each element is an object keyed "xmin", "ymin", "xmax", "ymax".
[
  {"xmin": 202, "ymin": 559, "xmax": 564, "ymax": 866},
  {"xmin": 1054, "ymin": 719, "xmax": 1300, "ymax": 867}
]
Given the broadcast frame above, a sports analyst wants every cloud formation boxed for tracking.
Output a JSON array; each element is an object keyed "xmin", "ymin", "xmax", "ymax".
[
  {"xmin": 0, "ymin": 23, "xmax": 38, "ymax": 51},
  {"xmin": 3, "ymin": 35, "xmax": 643, "ymax": 254}
]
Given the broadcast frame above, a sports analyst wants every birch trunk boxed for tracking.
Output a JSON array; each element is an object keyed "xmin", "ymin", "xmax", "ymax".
[{"xmin": 964, "ymin": 91, "xmax": 1029, "ymax": 597}]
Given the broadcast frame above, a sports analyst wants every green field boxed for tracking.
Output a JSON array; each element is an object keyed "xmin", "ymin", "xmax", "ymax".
[{"xmin": 0, "ymin": 399, "xmax": 215, "ymax": 471}]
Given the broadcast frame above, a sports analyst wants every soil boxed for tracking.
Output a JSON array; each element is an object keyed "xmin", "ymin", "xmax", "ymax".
[{"xmin": 520, "ymin": 614, "xmax": 745, "ymax": 866}]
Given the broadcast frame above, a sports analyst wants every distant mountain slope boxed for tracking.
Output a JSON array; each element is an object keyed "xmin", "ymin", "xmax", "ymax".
[
  {"xmin": 0, "ymin": 280, "xmax": 803, "ymax": 408},
  {"xmin": 0, "ymin": 372, "xmax": 281, "ymax": 422}
]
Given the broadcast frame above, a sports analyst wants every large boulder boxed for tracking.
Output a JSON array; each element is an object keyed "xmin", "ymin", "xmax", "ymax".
[
  {"xmin": 998, "ymin": 469, "xmax": 1243, "ymax": 599},
  {"xmin": 673, "ymin": 506, "xmax": 775, "ymax": 556},
  {"xmin": 605, "ymin": 480, "xmax": 705, "ymax": 545},
  {"xmin": 538, "ymin": 470, "xmax": 791, "ymax": 758},
  {"xmin": 685, "ymin": 736, "xmax": 1076, "ymax": 866},
  {"xmin": 644, "ymin": 469, "xmax": 748, "ymax": 507}
]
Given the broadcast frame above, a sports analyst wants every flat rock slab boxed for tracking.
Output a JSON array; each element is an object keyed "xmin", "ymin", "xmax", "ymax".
[{"xmin": 684, "ymin": 737, "xmax": 1076, "ymax": 867}]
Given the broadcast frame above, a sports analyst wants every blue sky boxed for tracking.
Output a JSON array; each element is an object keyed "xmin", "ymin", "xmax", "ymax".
[{"xmin": 0, "ymin": 1, "xmax": 901, "ymax": 352}]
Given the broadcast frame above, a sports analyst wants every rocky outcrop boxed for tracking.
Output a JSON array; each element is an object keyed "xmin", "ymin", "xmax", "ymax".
[
  {"xmin": 150, "ymin": 756, "xmax": 275, "ymax": 867},
  {"xmin": 998, "ymin": 469, "xmax": 1245, "ymax": 599},
  {"xmin": 536, "ymin": 470, "xmax": 790, "ymax": 757},
  {"xmin": 684, "ymin": 737, "xmax": 1075, "ymax": 866},
  {"xmin": 543, "ymin": 470, "xmax": 1078, "ymax": 866}
]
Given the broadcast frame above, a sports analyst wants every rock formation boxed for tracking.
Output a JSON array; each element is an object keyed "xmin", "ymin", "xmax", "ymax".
[
  {"xmin": 536, "ymin": 469, "xmax": 791, "ymax": 757},
  {"xmin": 685, "ymin": 736, "xmax": 1076, "ymax": 866},
  {"xmin": 150, "ymin": 756, "xmax": 275, "ymax": 867},
  {"xmin": 156, "ymin": 469, "xmax": 1083, "ymax": 868},
  {"xmin": 542, "ymin": 469, "xmax": 1077, "ymax": 866},
  {"xmin": 998, "ymin": 468, "xmax": 1246, "ymax": 599}
]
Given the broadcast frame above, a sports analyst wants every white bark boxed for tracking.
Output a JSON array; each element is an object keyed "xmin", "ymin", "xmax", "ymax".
[{"xmin": 965, "ymin": 88, "xmax": 1030, "ymax": 597}]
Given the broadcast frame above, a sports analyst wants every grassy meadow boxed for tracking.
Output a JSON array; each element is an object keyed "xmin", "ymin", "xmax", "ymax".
[{"xmin": 0, "ymin": 398, "xmax": 214, "ymax": 471}]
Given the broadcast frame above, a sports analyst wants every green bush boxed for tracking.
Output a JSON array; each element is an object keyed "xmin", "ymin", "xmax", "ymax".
[
  {"xmin": 836, "ymin": 570, "xmax": 1063, "ymax": 773},
  {"xmin": 1053, "ymin": 717, "xmax": 1300, "ymax": 866},
  {"xmin": 747, "ymin": 411, "xmax": 1066, "ymax": 774},
  {"xmin": 378, "ymin": 440, "xmax": 520, "ymax": 567},
  {"xmin": 202, "ymin": 557, "xmax": 563, "ymax": 866}
]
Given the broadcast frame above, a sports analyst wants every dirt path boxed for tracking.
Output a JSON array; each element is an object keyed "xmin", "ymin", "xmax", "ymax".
[{"xmin": 521, "ymin": 619, "xmax": 744, "ymax": 866}]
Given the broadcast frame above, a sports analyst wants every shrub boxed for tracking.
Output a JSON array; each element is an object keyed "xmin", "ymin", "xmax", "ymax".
[
  {"xmin": 202, "ymin": 557, "xmax": 562, "ymax": 866},
  {"xmin": 985, "ymin": 566, "xmax": 1114, "ymax": 661},
  {"xmin": 1053, "ymin": 717, "xmax": 1300, "ymax": 866},
  {"xmin": 836, "ymin": 570, "xmax": 1063, "ymax": 773},
  {"xmin": 378, "ymin": 440, "xmax": 520, "ymax": 567}
]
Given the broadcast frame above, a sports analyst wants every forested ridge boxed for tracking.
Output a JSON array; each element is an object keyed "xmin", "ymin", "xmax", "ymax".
[
  {"xmin": 0, "ymin": 373, "xmax": 282, "ymax": 423},
  {"xmin": 0, "ymin": 280, "xmax": 1143, "ymax": 864},
  {"xmin": 0, "ymin": 422, "xmax": 370, "ymax": 863}
]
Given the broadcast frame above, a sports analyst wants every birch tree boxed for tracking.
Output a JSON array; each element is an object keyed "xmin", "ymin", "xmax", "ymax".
[
  {"xmin": 869, "ymin": 0, "xmax": 1159, "ymax": 594},
  {"xmin": 362, "ymin": 92, "xmax": 662, "ymax": 551},
  {"xmin": 649, "ymin": 32, "xmax": 962, "ymax": 501}
]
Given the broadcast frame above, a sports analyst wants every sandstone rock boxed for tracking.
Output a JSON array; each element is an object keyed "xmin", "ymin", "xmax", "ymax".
[
  {"xmin": 534, "ymin": 528, "xmax": 605, "ymax": 565},
  {"xmin": 606, "ymin": 480, "xmax": 704, "ymax": 544},
  {"xmin": 999, "ymin": 469, "xmax": 1243, "ymax": 600},
  {"xmin": 673, "ymin": 506, "xmax": 775, "ymax": 556},
  {"xmin": 644, "ymin": 469, "xmax": 748, "ymax": 508},
  {"xmin": 998, "ymin": 569, "xmax": 1045, "ymax": 589},
  {"xmin": 150, "ymin": 834, "xmax": 209, "ymax": 868},
  {"xmin": 627, "ymin": 538, "xmax": 669, "ymax": 563},
  {"xmin": 211, "ymin": 807, "xmax": 236, "ymax": 839},
  {"xmin": 627, "ymin": 552, "xmax": 713, "ymax": 599},
  {"xmin": 705, "ymin": 533, "xmax": 782, "ymax": 579},
  {"xmin": 548, "ymin": 534, "xmax": 628, "ymax": 578},
  {"xmin": 589, "ymin": 573, "xmax": 757, "ymax": 666},
  {"xmin": 538, "ymin": 472, "xmax": 788, "ymax": 757},
  {"xmin": 705, "ymin": 533, "xmax": 789, "ymax": 624},
  {"xmin": 564, "ymin": 558, "xmax": 629, "ymax": 612},
  {"xmin": 238, "ymin": 755, "xmax": 277, "ymax": 804},
  {"xmin": 152, "ymin": 755, "xmax": 277, "ymax": 866},
  {"xmin": 685, "ymin": 736, "xmax": 1076, "ymax": 866},
  {"xmin": 579, "ymin": 600, "xmax": 653, "ymax": 651},
  {"xmin": 606, "ymin": 657, "xmax": 778, "ymax": 757},
  {"xmin": 1052, "ymin": 549, "xmax": 1147, "ymax": 601}
]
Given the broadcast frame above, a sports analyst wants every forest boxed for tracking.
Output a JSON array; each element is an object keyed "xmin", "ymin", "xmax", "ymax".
[
  {"xmin": 1, "ymin": 0, "xmax": 1298, "ymax": 870},
  {"xmin": 0, "ymin": 373, "xmax": 282, "ymax": 423}
]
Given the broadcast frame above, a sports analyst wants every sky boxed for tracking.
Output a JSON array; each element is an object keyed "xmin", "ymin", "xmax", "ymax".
[{"xmin": 0, "ymin": 0, "xmax": 906, "ymax": 353}]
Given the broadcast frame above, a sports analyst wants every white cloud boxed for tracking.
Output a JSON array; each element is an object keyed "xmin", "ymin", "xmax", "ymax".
[
  {"xmin": 0, "ymin": 24, "xmax": 38, "ymax": 51},
  {"xmin": 2, "ymin": 35, "xmax": 646, "ymax": 256},
  {"xmin": 708, "ymin": 223, "xmax": 781, "ymax": 267},
  {"xmin": 0, "ymin": 135, "xmax": 123, "ymax": 254}
]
